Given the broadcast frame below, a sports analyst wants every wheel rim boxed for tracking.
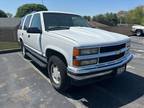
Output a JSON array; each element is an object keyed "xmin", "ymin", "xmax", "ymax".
[
  {"xmin": 51, "ymin": 64, "xmax": 61, "ymax": 84},
  {"xmin": 137, "ymin": 31, "xmax": 141, "ymax": 36}
]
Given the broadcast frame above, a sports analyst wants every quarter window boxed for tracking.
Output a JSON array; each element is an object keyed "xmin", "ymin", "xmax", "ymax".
[
  {"xmin": 19, "ymin": 17, "xmax": 25, "ymax": 29},
  {"xmin": 24, "ymin": 15, "xmax": 32, "ymax": 30}
]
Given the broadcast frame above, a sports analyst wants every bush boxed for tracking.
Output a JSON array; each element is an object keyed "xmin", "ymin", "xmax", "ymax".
[
  {"xmin": 93, "ymin": 13, "xmax": 118, "ymax": 26},
  {"xmin": 15, "ymin": 4, "xmax": 48, "ymax": 17}
]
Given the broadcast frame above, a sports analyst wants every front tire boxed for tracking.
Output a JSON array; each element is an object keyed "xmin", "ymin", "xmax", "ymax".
[
  {"xmin": 48, "ymin": 56, "xmax": 71, "ymax": 92},
  {"xmin": 136, "ymin": 30, "xmax": 143, "ymax": 36}
]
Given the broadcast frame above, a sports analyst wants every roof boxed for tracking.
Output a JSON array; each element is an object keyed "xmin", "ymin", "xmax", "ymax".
[
  {"xmin": 0, "ymin": 18, "xmax": 20, "ymax": 28},
  {"xmin": 26, "ymin": 11, "xmax": 79, "ymax": 16}
]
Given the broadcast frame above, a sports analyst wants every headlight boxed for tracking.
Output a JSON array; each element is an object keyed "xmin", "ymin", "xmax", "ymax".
[
  {"xmin": 73, "ymin": 47, "xmax": 99, "ymax": 66},
  {"xmin": 80, "ymin": 59, "xmax": 98, "ymax": 66},
  {"xmin": 80, "ymin": 48, "xmax": 99, "ymax": 55},
  {"xmin": 73, "ymin": 59, "xmax": 98, "ymax": 66},
  {"xmin": 73, "ymin": 47, "xmax": 99, "ymax": 56}
]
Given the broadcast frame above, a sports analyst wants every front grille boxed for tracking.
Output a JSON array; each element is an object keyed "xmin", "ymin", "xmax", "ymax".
[
  {"xmin": 99, "ymin": 52, "xmax": 125, "ymax": 63},
  {"xmin": 100, "ymin": 44, "xmax": 126, "ymax": 53}
]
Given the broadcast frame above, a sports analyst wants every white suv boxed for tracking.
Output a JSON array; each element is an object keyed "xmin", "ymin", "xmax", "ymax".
[
  {"xmin": 132, "ymin": 25, "xmax": 144, "ymax": 36},
  {"xmin": 17, "ymin": 11, "xmax": 133, "ymax": 91}
]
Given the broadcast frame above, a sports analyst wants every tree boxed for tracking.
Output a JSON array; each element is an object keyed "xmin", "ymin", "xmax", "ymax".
[
  {"xmin": 83, "ymin": 16, "xmax": 91, "ymax": 21},
  {"xmin": 126, "ymin": 6, "xmax": 144, "ymax": 25},
  {"xmin": 93, "ymin": 13, "xmax": 118, "ymax": 26},
  {"xmin": 0, "ymin": 10, "xmax": 7, "ymax": 17},
  {"xmin": 15, "ymin": 4, "xmax": 48, "ymax": 17}
]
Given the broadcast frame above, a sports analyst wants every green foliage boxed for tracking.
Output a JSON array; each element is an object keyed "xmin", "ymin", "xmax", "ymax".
[
  {"xmin": 15, "ymin": 4, "xmax": 48, "ymax": 17},
  {"xmin": 83, "ymin": 16, "xmax": 91, "ymax": 21},
  {"xmin": 0, "ymin": 10, "xmax": 7, "ymax": 17},
  {"xmin": 126, "ymin": 6, "xmax": 144, "ymax": 25},
  {"xmin": 93, "ymin": 13, "xmax": 118, "ymax": 26}
]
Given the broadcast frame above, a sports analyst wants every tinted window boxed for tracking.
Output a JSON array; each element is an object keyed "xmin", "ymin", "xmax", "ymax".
[
  {"xmin": 43, "ymin": 13, "xmax": 89, "ymax": 31},
  {"xmin": 30, "ymin": 14, "xmax": 41, "ymax": 30},
  {"xmin": 24, "ymin": 15, "xmax": 32, "ymax": 30},
  {"xmin": 19, "ymin": 17, "xmax": 25, "ymax": 29}
]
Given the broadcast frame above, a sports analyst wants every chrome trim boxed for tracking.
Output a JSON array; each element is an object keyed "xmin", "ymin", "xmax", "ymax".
[
  {"xmin": 76, "ymin": 40, "xmax": 129, "ymax": 49},
  {"xmin": 68, "ymin": 53, "xmax": 133, "ymax": 76},
  {"xmin": 76, "ymin": 48, "xmax": 127, "ymax": 60},
  {"xmin": 68, "ymin": 70, "xmax": 113, "ymax": 80}
]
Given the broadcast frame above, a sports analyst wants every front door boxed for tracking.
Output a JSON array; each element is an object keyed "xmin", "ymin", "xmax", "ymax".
[{"xmin": 27, "ymin": 13, "xmax": 42, "ymax": 54}]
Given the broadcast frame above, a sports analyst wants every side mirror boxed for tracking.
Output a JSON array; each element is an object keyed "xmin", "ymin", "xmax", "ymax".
[{"xmin": 27, "ymin": 27, "xmax": 42, "ymax": 34}]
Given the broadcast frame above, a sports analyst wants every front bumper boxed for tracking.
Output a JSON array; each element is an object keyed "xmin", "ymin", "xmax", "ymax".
[{"xmin": 67, "ymin": 53, "xmax": 133, "ymax": 80}]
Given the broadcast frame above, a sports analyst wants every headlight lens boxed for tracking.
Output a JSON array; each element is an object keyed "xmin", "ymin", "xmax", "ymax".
[
  {"xmin": 80, "ymin": 48, "xmax": 99, "ymax": 55},
  {"xmin": 80, "ymin": 59, "xmax": 98, "ymax": 66},
  {"xmin": 73, "ymin": 59, "xmax": 98, "ymax": 66}
]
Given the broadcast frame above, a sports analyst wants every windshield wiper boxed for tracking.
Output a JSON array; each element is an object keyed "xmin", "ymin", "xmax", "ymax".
[{"xmin": 47, "ymin": 26, "xmax": 70, "ymax": 31}]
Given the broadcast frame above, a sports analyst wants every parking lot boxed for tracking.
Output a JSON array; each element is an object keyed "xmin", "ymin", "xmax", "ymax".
[{"xmin": 0, "ymin": 36, "xmax": 144, "ymax": 108}]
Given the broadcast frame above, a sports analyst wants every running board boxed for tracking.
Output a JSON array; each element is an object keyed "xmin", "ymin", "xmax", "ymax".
[{"xmin": 26, "ymin": 52, "xmax": 47, "ymax": 68}]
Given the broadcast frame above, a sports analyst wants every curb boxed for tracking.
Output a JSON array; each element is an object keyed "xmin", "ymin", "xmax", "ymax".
[{"xmin": 0, "ymin": 48, "xmax": 21, "ymax": 54}]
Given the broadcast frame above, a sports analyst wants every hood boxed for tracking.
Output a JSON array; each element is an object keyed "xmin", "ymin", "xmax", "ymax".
[
  {"xmin": 133, "ymin": 25, "xmax": 144, "ymax": 29},
  {"xmin": 49, "ymin": 27, "xmax": 130, "ymax": 46}
]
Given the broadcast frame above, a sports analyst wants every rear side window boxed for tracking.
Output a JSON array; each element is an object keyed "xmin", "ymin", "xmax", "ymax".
[
  {"xmin": 19, "ymin": 17, "xmax": 25, "ymax": 29},
  {"xmin": 24, "ymin": 15, "xmax": 32, "ymax": 30},
  {"xmin": 30, "ymin": 14, "xmax": 42, "ymax": 30}
]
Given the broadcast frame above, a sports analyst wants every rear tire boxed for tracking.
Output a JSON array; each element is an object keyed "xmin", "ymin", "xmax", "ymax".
[
  {"xmin": 136, "ymin": 30, "xmax": 143, "ymax": 36},
  {"xmin": 48, "ymin": 56, "xmax": 71, "ymax": 92}
]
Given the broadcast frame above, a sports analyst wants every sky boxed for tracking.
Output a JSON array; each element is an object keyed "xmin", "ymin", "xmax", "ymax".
[{"xmin": 0, "ymin": 0, "xmax": 144, "ymax": 16}]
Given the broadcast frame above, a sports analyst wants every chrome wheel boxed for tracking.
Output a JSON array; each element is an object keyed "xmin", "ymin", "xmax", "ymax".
[
  {"xmin": 136, "ymin": 30, "xmax": 142, "ymax": 36},
  {"xmin": 51, "ymin": 64, "xmax": 61, "ymax": 84}
]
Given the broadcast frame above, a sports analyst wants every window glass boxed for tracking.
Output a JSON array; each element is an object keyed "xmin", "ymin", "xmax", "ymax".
[
  {"xmin": 24, "ymin": 15, "xmax": 32, "ymax": 30},
  {"xmin": 19, "ymin": 17, "xmax": 25, "ymax": 29},
  {"xmin": 30, "ymin": 14, "xmax": 41, "ymax": 30},
  {"xmin": 43, "ymin": 13, "xmax": 89, "ymax": 30}
]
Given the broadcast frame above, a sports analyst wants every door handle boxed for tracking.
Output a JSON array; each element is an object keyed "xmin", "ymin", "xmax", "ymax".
[{"xmin": 28, "ymin": 35, "xmax": 30, "ymax": 38}]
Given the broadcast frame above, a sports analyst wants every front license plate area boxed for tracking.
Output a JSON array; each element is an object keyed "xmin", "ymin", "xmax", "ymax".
[{"xmin": 117, "ymin": 66, "xmax": 126, "ymax": 74}]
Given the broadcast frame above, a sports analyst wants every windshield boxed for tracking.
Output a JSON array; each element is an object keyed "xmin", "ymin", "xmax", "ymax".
[{"xmin": 43, "ymin": 13, "xmax": 89, "ymax": 31}]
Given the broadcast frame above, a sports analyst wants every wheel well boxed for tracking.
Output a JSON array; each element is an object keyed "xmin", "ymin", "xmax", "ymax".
[
  {"xmin": 136, "ymin": 29, "xmax": 143, "ymax": 32},
  {"xmin": 20, "ymin": 38, "xmax": 23, "ymax": 43},
  {"xmin": 46, "ymin": 49, "xmax": 68, "ymax": 66}
]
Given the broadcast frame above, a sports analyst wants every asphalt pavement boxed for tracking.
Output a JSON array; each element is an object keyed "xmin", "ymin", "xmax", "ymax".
[{"xmin": 0, "ymin": 36, "xmax": 144, "ymax": 108}]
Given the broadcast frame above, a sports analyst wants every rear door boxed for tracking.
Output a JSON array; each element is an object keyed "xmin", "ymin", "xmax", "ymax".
[
  {"xmin": 17, "ymin": 17, "xmax": 25, "ymax": 42},
  {"xmin": 22, "ymin": 15, "xmax": 32, "ymax": 46},
  {"xmin": 27, "ymin": 13, "xmax": 42, "ymax": 54}
]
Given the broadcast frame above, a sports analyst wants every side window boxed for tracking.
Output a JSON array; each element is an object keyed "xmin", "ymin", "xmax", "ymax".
[
  {"xmin": 30, "ymin": 14, "xmax": 42, "ymax": 30},
  {"xmin": 19, "ymin": 17, "xmax": 25, "ymax": 29},
  {"xmin": 24, "ymin": 15, "xmax": 32, "ymax": 30}
]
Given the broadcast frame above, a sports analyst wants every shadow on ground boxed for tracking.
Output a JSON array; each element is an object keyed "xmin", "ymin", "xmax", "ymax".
[{"xmin": 31, "ymin": 61, "xmax": 144, "ymax": 108}]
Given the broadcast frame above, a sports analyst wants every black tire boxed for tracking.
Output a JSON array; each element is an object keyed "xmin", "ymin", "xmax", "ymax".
[
  {"xmin": 21, "ymin": 41, "xmax": 28, "ymax": 59},
  {"xmin": 48, "ymin": 56, "xmax": 71, "ymax": 92},
  {"xmin": 136, "ymin": 30, "xmax": 143, "ymax": 36}
]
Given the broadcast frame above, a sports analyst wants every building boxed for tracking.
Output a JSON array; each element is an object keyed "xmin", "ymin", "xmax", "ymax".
[{"xmin": 0, "ymin": 18, "xmax": 20, "ymax": 41}]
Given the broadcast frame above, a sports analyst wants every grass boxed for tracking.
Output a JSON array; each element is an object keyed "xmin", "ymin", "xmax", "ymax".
[{"xmin": 0, "ymin": 42, "xmax": 20, "ymax": 50}]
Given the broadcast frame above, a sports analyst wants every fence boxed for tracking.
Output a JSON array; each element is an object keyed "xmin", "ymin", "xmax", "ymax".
[{"xmin": 0, "ymin": 27, "xmax": 18, "ymax": 42}]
